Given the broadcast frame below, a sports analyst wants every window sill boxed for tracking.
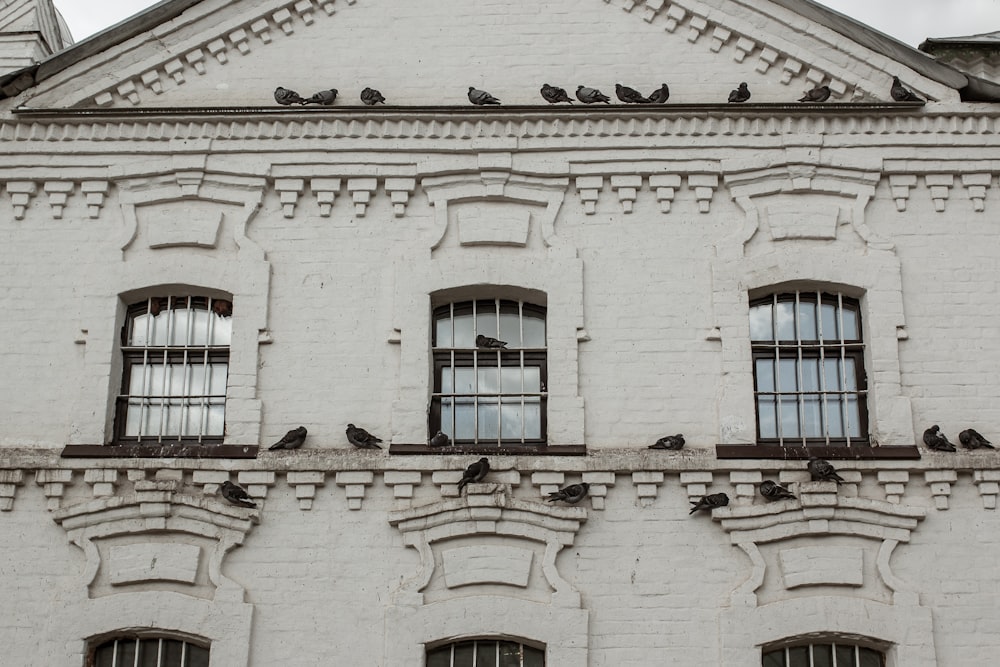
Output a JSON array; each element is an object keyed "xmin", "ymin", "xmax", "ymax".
[
  {"xmin": 715, "ymin": 444, "xmax": 921, "ymax": 460},
  {"xmin": 61, "ymin": 444, "xmax": 259, "ymax": 459},
  {"xmin": 390, "ymin": 444, "xmax": 587, "ymax": 456}
]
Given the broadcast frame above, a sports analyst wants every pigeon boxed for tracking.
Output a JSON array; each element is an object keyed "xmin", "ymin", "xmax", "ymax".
[
  {"xmin": 728, "ymin": 82, "xmax": 751, "ymax": 103},
  {"xmin": 959, "ymin": 428, "xmax": 994, "ymax": 450},
  {"xmin": 648, "ymin": 83, "xmax": 670, "ymax": 104},
  {"xmin": 302, "ymin": 89, "xmax": 338, "ymax": 106},
  {"xmin": 923, "ymin": 425, "xmax": 956, "ymax": 452},
  {"xmin": 547, "ymin": 482, "xmax": 590, "ymax": 504},
  {"xmin": 457, "ymin": 457, "xmax": 490, "ymax": 492},
  {"xmin": 220, "ymin": 480, "xmax": 256, "ymax": 508},
  {"xmin": 360, "ymin": 87, "xmax": 385, "ymax": 105},
  {"xmin": 468, "ymin": 87, "xmax": 500, "ymax": 105},
  {"xmin": 429, "ymin": 430, "xmax": 451, "ymax": 448},
  {"xmin": 615, "ymin": 83, "xmax": 651, "ymax": 104},
  {"xmin": 576, "ymin": 85, "xmax": 610, "ymax": 104},
  {"xmin": 798, "ymin": 85, "xmax": 831, "ymax": 103},
  {"xmin": 269, "ymin": 426, "xmax": 307, "ymax": 450},
  {"xmin": 274, "ymin": 86, "xmax": 307, "ymax": 105},
  {"xmin": 346, "ymin": 423, "xmax": 383, "ymax": 449},
  {"xmin": 540, "ymin": 83, "xmax": 573, "ymax": 104},
  {"xmin": 759, "ymin": 480, "xmax": 796, "ymax": 501},
  {"xmin": 689, "ymin": 492, "xmax": 729, "ymax": 515},
  {"xmin": 212, "ymin": 300, "xmax": 233, "ymax": 318},
  {"xmin": 649, "ymin": 434, "xmax": 685, "ymax": 450},
  {"xmin": 890, "ymin": 76, "xmax": 923, "ymax": 102},
  {"xmin": 808, "ymin": 457, "xmax": 845, "ymax": 484},
  {"xmin": 476, "ymin": 334, "xmax": 507, "ymax": 349}
]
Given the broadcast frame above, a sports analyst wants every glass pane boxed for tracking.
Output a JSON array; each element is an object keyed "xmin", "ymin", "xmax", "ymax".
[
  {"xmin": 151, "ymin": 309, "xmax": 170, "ymax": 345},
  {"xmin": 803, "ymin": 395, "xmax": 823, "ymax": 437},
  {"xmin": 209, "ymin": 363, "xmax": 228, "ymax": 395},
  {"xmin": 170, "ymin": 308, "xmax": 191, "ymax": 346},
  {"xmin": 788, "ymin": 646, "xmax": 809, "ymax": 666},
  {"xmin": 523, "ymin": 645, "xmax": 545, "ymax": 667},
  {"xmin": 131, "ymin": 314, "xmax": 149, "ymax": 346},
  {"xmin": 813, "ymin": 643, "xmax": 833, "ymax": 667},
  {"xmin": 778, "ymin": 359, "xmax": 798, "ymax": 392},
  {"xmin": 779, "ymin": 396, "xmax": 800, "ymax": 438},
  {"xmin": 440, "ymin": 398, "xmax": 454, "ymax": 437},
  {"xmin": 846, "ymin": 397, "xmax": 862, "ymax": 438},
  {"xmin": 189, "ymin": 309, "xmax": 209, "ymax": 346},
  {"xmin": 757, "ymin": 396, "xmax": 777, "ymax": 438},
  {"xmin": 797, "ymin": 301, "xmax": 817, "ymax": 340},
  {"xmin": 801, "ymin": 359, "xmax": 820, "ymax": 391},
  {"xmin": 835, "ymin": 645, "xmax": 857, "ymax": 667},
  {"xmin": 842, "ymin": 358, "xmax": 858, "ymax": 391},
  {"xmin": 187, "ymin": 644, "xmax": 210, "ymax": 667},
  {"xmin": 821, "ymin": 303, "xmax": 839, "ymax": 341},
  {"xmin": 775, "ymin": 301, "xmax": 795, "ymax": 340},
  {"xmin": 441, "ymin": 366, "xmax": 454, "ymax": 393},
  {"xmin": 524, "ymin": 397, "xmax": 542, "ymax": 439},
  {"xmin": 161, "ymin": 639, "xmax": 183, "ymax": 666},
  {"xmin": 755, "ymin": 358, "xmax": 775, "ymax": 392},
  {"xmin": 499, "ymin": 312, "xmax": 521, "ymax": 348},
  {"xmin": 435, "ymin": 316, "xmax": 453, "ymax": 348},
  {"xmin": 825, "ymin": 397, "xmax": 845, "ymax": 436},
  {"xmin": 426, "ymin": 647, "xmax": 451, "ymax": 667},
  {"xmin": 477, "ymin": 641, "xmax": 498, "ymax": 667},
  {"xmin": 185, "ymin": 402, "xmax": 205, "ymax": 436},
  {"xmin": 762, "ymin": 650, "xmax": 786, "ymax": 667},
  {"xmin": 137, "ymin": 639, "xmax": 159, "ymax": 667},
  {"xmin": 454, "ymin": 642, "xmax": 474, "ymax": 665},
  {"xmin": 499, "ymin": 642, "xmax": 522, "ymax": 667},
  {"xmin": 118, "ymin": 639, "xmax": 137, "ymax": 667},
  {"xmin": 749, "ymin": 303, "xmax": 773, "ymax": 341},
  {"xmin": 522, "ymin": 314, "xmax": 545, "ymax": 347},
  {"xmin": 168, "ymin": 363, "xmax": 187, "ymax": 396},
  {"xmin": 188, "ymin": 364, "xmax": 207, "ymax": 396},
  {"xmin": 501, "ymin": 367, "xmax": 523, "ymax": 393},
  {"xmin": 454, "ymin": 313, "xmax": 474, "ymax": 348},
  {"xmin": 143, "ymin": 400, "xmax": 164, "ymax": 436},
  {"xmin": 125, "ymin": 399, "xmax": 143, "ymax": 437},
  {"xmin": 478, "ymin": 367, "xmax": 499, "ymax": 393},
  {"xmin": 824, "ymin": 359, "xmax": 844, "ymax": 391},
  {"xmin": 501, "ymin": 399, "xmax": 523, "ymax": 440},
  {"xmin": 129, "ymin": 364, "xmax": 148, "ymax": 395},
  {"xmin": 455, "ymin": 367, "xmax": 476, "ymax": 394},
  {"xmin": 165, "ymin": 398, "xmax": 184, "ymax": 435},
  {"xmin": 455, "ymin": 397, "xmax": 476, "ymax": 440},
  {"xmin": 477, "ymin": 309, "xmax": 499, "ymax": 340},
  {"xmin": 148, "ymin": 363, "xmax": 166, "ymax": 396},
  {"xmin": 842, "ymin": 305, "xmax": 860, "ymax": 340},
  {"xmin": 206, "ymin": 401, "xmax": 225, "ymax": 436},
  {"xmin": 523, "ymin": 367, "xmax": 541, "ymax": 393},
  {"xmin": 94, "ymin": 643, "xmax": 116, "ymax": 667},
  {"xmin": 858, "ymin": 648, "xmax": 883, "ymax": 667},
  {"xmin": 478, "ymin": 401, "xmax": 500, "ymax": 440}
]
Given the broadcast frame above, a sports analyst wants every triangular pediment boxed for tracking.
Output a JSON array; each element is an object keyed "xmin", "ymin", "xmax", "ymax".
[{"xmin": 11, "ymin": 0, "xmax": 965, "ymax": 110}]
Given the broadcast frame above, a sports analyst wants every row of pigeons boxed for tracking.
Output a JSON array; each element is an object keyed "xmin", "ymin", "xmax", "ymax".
[{"xmin": 274, "ymin": 76, "xmax": 924, "ymax": 108}]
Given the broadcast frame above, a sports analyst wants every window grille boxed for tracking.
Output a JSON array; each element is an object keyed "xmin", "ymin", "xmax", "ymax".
[
  {"xmin": 750, "ymin": 291, "xmax": 868, "ymax": 446},
  {"xmin": 431, "ymin": 299, "xmax": 546, "ymax": 446},
  {"xmin": 427, "ymin": 639, "xmax": 544, "ymax": 667},
  {"xmin": 762, "ymin": 641, "xmax": 885, "ymax": 667},
  {"xmin": 115, "ymin": 296, "xmax": 231, "ymax": 444},
  {"xmin": 91, "ymin": 636, "xmax": 209, "ymax": 667}
]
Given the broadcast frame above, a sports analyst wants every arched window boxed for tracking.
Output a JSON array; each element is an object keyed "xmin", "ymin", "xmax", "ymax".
[
  {"xmin": 90, "ymin": 635, "xmax": 210, "ymax": 667},
  {"xmin": 115, "ymin": 295, "xmax": 232, "ymax": 444},
  {"xmin": 431, "ymin": 299, "xmax": 546, "ymax": 447},
  {"xmin": 749, "ymin": 291, "xmax": 868, "ymax": 446},
  {"xmin": 762, "ymin": 641, "xmax": 885, "ymax": 666},
  {"xmin": 427, "ymin": 639, "xmax": 544, "ymax": 666}
]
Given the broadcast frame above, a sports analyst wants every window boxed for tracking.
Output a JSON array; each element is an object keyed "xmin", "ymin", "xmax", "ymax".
[
  {"xmin": 115, "ymin": 296, "xmax": 231, "ymax": 444},
  {"xmin": 762, "ymin": 642, "xmax": 885, "ymax": 666},
  {"xmin": 427, "ymin": 639, "xmax": 544, "ymax": 667},
  {"xmin": 431, "ymin": 299, "xmax": 546, "ymax": 447},
  {"xmin": 750, "ymin": 291, "xmax": 867, "ymax": 446},
  {"xmin": 91, "ymin": 635, "xmax": 209, "ymax": 667}
]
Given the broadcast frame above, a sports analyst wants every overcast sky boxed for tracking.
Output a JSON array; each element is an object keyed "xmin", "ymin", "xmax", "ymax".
[{"xmin": 54, "ymin": 0, "xmax": 999, "ymax": 47}]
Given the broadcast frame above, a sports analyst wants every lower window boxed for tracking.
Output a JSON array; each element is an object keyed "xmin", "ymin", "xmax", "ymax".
[
  {"xmin": 763, "ymin": 642, "xmax": 884, "ymax": 667},
  {"xmin": 91, "ymin": 635, "xmax": 209, "ymax": 667},
  {"xmin": 427, "ymin": 639, "xmax": 544, "ymax": 667}
]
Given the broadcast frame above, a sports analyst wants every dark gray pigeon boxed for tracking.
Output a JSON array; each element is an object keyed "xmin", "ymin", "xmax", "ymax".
[
  {"xmin": 728, "ymin": 82, "xmax": 751, "ymax": 103},
  {"xmin": 540, "ymin": 83, "xmax": 573, "ymax": 104},
  {"xmin": 959, "ymin": 428, "xmax": 994, "ymax": 450},
  {"xmin": 923, "ymin": 425, "xmax": 956, "ymax": 452},
  {"xmin": 274, "ymin": 86, "xmax": 306, "ymax": 105},
  {"xmin": 689, "ymin": 492, "xmax": 729, "ymax": 515},
  {"xmin": 576, "ymin": 85, "xmax": 610, "ymax": 104},
  {"xmin": 269, "ymin": 426, "xmax": 307, "ymax": 450},
  {"xmin": 648, "ymin": 83, "xmax": 670, "ymax": 104},
  {"xmin": 458, "ymin": 457, "xmax": 490, "ymax": 492},
  {"xmin": 649, "ymin": 434, "xmax": 685, "ymax": 450},
  {"xmin": 759, "ymin": 479, "xmax": 796, "ymax": 501},
  {"xmin": 615, "ymin": 83, "xmax": 650, "ymax": 104},
  {"xmin": 360, "ymin": 87, "xmax": 385, "ymax": 105},
  {"xmin": 891, "ymin": 76, "xmax": 923, "ymax": 102},
  {"xmin": 468, "ymin": 87, "xmax": 500, "ymax": 105},
  {"xmin": 547, "ymin": 482, "xmax": 590, "ymax": 504},
  {"xmin": 221, "ymin": 480, "xmax": 256, "ymax": 508},
  {"xmin": 302, "ymin": 89, "xmax": 337, "ymax": 105},
  {"xmin": 346, "ymin": 423, "xmax": 383, "ymax": 449},
  {"xmin": 476, "ymin": 334, "xmax": 507, "ymax": 349},
  {"xmin": 799, "ymin": 85, "xmax": 831, "ymax": 102},
  {"xmin": 808, "ymin": 457, "xmax": 844, "ymax": 484},
  {"xmin": 429, "ymin": 430, "xmax": 451, "ymax": 448}
]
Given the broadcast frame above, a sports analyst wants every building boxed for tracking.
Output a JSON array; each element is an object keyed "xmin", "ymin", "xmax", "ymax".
[{"xmin": 1, "ymin": 0, "xmax": 999, "ymax": 665}]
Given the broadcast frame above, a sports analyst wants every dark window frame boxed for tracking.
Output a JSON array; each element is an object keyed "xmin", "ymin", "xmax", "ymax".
[
  {"xmin": 426, "ymin": 638, "xmax": 545, "ymax": 667},
  {"xmin": 762, "ymin": 640, "xmax": 886, "ymax": 667},
  {"xmin": 87, "ymin": 634, "xmax": 210, "ymax": 667}
]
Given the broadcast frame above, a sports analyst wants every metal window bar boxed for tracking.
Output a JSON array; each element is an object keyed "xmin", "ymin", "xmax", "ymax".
[
  {"xmin": 435, "ymin": 639, "xmax": 539, "ymax": 667},
  {"xmin": 101, "ymin": 637, "xmax": 205, "ymax": 667},
  {"xmin": 769, "ymin": 642, "xmax": 883, "ymax": 667}
]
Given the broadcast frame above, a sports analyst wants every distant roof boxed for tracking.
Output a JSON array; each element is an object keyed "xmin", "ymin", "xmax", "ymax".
[{"xmin": 921, "ymin": 31, "xmax": 1000, "ymax": 48}]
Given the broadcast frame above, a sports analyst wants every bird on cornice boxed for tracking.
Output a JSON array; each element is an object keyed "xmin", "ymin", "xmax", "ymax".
[
  {"xmin": 689, "ymin": 492, "xmax": 729, "ymax": 515},
  {"xmin": 274, "ymin": 86, "xmax": 307, "ymax": 105},
  {"xmin": 798, "ymin": 85, "xmax": 831, "ymax": 102},
  {"xmin": 302, "ymin": 89, "xmax": 338, "ymax": 106},
  {"xmin": 890, "ymin": 76, "xmax": 923, "ymax": 102},
  {"xmin": 361, "ymin": 87, "xmax": 385, "ymax": 105},
  {"xmin": 615, "ymin": 83, "xmax": 651, "ymax": 104},
  {"xmin": 648, "ymin": 83, "xmax": 670, "ymax": 104},
  {"xmin": 468, "ymin": 87, "xmax": 501, "ymax": 105},
  {"xmin": 540, "ymin": 83, "xmax": 574, "ymax": 104},
  {"xmin": 576, "ymin": 85, "xmax": 610, "ymax": 104},
  {"xmin": 728, "ymin": 82, "xmax": 751, "ymax": 103}
]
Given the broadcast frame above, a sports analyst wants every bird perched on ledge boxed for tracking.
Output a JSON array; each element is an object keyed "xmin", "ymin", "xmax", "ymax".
[
  {"xmin": 360, "ymin": 87, "xmax": 385, "ymax": 105},
  {"xmin": 647, "ymin": 83, "xmax": 670, "ymax": 104},
  {"xmin": 270, "ymin": 426, "xmax": 307, "ymax": 450},
  {"xmin": 923, "ymin": 425, "xmax": 956, "ymax": 452},
  {"xmin": 458, "ymin": 457, "xmax": 490, "ymax": 493},
  {"xmin": 302, "ymin": 88, "xmax": 338, "ymax": 105},
  {"xmin": 576, "ymin": 85, "xmax": 610, "ymax": 104},
  {"xmin": 429, "ymin": 430, "xmax": 451, "ymax": 448},
  {"xmin": 689, "ymin": 492, "xmax": 729, "ymax": 515},
  {"xmin": 476, "ymin": 334, "xmax": 507, "ymax": 349},
  {"xmin": 547, "ymin": 483, "xmax": 590, "ymax": 504},
  {"xmin": 808, "ymin": 457, "xmax": 844, "ymax": 484},
  {"xmin": 728, "ymin": 82, "xmax": 751, "ymax": 103},
  {"xmin": 346, "ymin": 423, "xmax": 383, "ymax": 449},
  {"xmin": 274, "ymin": 86, "xmax": 306, "ymax": 105},
  {"xmin": 540, "ymin": 83, "xmax": 573, "ymax": 104},
  {"xmin": 615, "ymin": 83, "xmax": 650, "ymax": 104},
  {"xmin": 759, "ymin": 479, "xmax": 796, "ymax": 501},
  {"xmin": 468, "ymin": 87, "xmax": 501, "ymax": 105},
  {"xmin": 798, "ymin": 85, "xmax": 831, "ymax": 102},
  {"xmin": 649, "ymin": 434, "xmax": 685, "ymax": 450},
  {"xmin": 959, "ymin": 428, "xmax": 994, "ymax": 450},
  {"xmin": 890, "ymin": 76, "xmax": 923, "ymax": 102},
  {"xmin": 221, "ymin": 480, "xmax": 256, "ymax": 508}
]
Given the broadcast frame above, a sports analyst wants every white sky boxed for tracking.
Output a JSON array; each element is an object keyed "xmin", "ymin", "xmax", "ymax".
[{"xmin": 54, "ymin": 0, "xmax": 1000, "ymax": 47}]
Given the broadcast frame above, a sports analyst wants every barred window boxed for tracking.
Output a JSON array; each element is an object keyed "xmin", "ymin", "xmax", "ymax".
[
  {"xmin": 750, "ymin": 292, "xmax": 868, "ymax": 446},
  {"xmin": 427, "ymin": 639, "xmax": 544, "ymax": 667},
  {"xmin": 431, "ymin": 299, "xmax": 546, "ymax": 447},
  {"xmin": 115, "ymin": 296, "xmax": 231, "ymax": 444},
  {"xmin": 763, "ymin": 641, "xmax": 885, "ymax": 666},
  {"xmin": 91, "ymin": 635, "xmax": 209, "ymax": 667}
]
